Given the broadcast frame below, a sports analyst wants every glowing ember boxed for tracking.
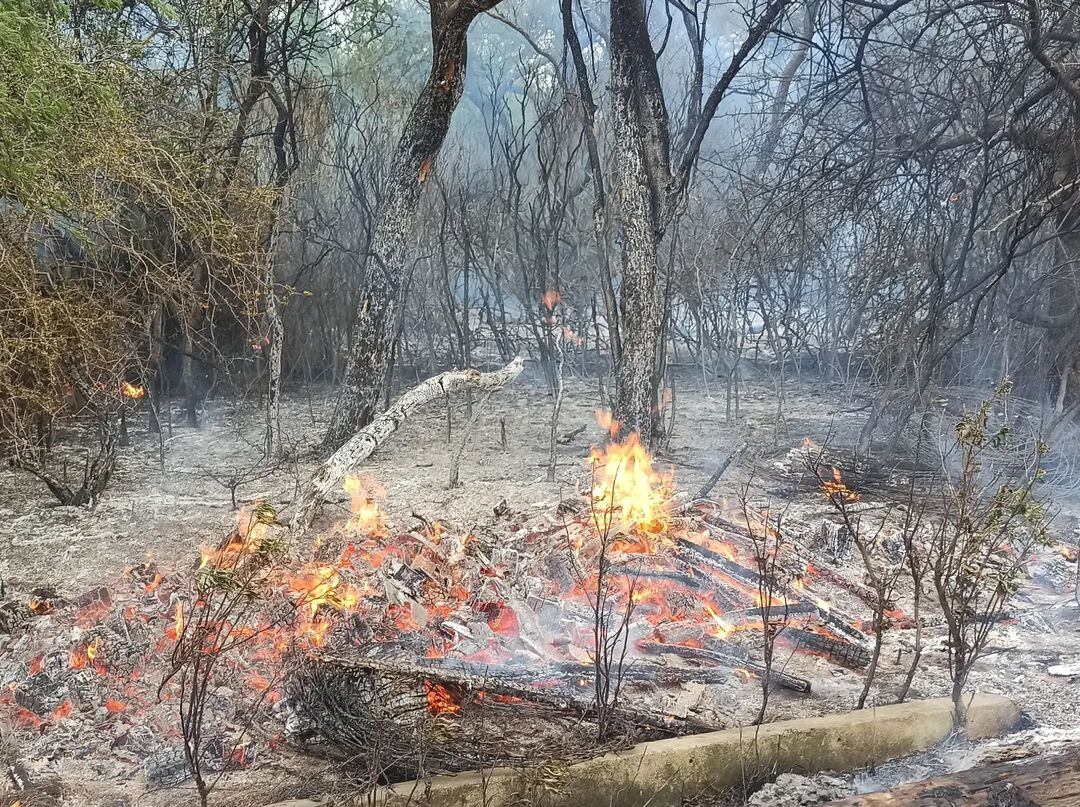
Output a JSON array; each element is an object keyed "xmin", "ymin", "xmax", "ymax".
[
  {"xmin": 52, "ymin": 700, "xmax": 73, "ymax": 719},
  {"xmin": 589, "ymin": 417, "xmax": 671, "ymax": 535},
  {"xmin": 424, "ymin": 680, "xmax": 462, "ymax": 715},
  {"xmin": 483, "ymin": 603, "xmax": 521, "ymax": 637}
]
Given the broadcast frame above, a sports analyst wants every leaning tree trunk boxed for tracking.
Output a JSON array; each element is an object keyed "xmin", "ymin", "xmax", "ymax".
[
  {"xmin": 323, "ymin": 0, "xmax": 506, "ymax": 453},
  {"xmin": 294, "ymin": 357, "xmax": 523, "ymax": 532}
]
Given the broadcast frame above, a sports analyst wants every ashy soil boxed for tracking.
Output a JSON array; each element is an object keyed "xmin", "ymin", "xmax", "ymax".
[{"xmin": 1, "ymin": 366, "xmax": 1079, "ymax": 806}]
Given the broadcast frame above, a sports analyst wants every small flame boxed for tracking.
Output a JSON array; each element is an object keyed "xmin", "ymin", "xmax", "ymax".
[
  {"xmin": 144, "ymin": 571, "xmax": 163, "ymax": 593},
  {"xmin": 70, "ymin": 637, "xmax": 102, "ymax": 671},
  {"xmin": 596, "ymin": 408, "xmax": 619, "ymax": 438},
  {"xmin": 822, "ymin": 467, "xmax": 859, "ymax": 503},
  {"xmin": 424, "ymin": 680, "xmax": 462, "ymax": 715},
  {"xmin": 27, "ymin": 596, "xmax": 54, "ymax": 615},
  {"xmin": 121, "ymin": 382, "xmax": 145, "ymax": 399},
  {"xmin": 704, "ymin": 604, "xmax": 735, "ymax": 639},
  {"xmin": 540, "ymin": 290, "xmax": 561, "ymax": 311},
  {"xmin": 342, "ymin": 475, "xmax": 387, "ymax": 538},
  {"xmin": 167, "ymin": 602, "xmax": 185, "ymax": 642}
]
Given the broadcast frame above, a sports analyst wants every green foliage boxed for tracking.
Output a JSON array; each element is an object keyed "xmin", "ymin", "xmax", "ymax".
[
  {"xmin": 932, "ymin": 377, "xmax": 1054, "ymax": 707},
  {"xmin": 0, "ymin": 0, "xmax": 125, "ymax": 207}
]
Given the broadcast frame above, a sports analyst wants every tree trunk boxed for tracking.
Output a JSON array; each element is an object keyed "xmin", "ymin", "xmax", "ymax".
[
  {"xmin": 609, "ymin": 0, "xmax": 670, "ymax": 438},
  {"xmin": 323, "ymin": 0, "xmax": 505, "ymax": 452}
]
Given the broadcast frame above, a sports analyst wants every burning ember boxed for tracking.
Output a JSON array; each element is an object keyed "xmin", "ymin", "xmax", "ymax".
[
  {"xmin": 424, "ymin": 680, "xmax": 462, "ymax": 715},
  {"xmin": 0, "ymin": 419, "xmax": 902, "ymax": 795}
]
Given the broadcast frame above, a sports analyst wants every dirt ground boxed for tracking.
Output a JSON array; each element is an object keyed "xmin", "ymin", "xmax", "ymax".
[{"xmin": 2, "ymin": 365, "xmax": 1079, "ymax": 806}]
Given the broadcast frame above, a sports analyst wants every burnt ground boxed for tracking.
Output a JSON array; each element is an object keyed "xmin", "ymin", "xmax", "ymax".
[{"xmin": 1, "ymin": 365, "xmax": 1079, "ymax": 806}]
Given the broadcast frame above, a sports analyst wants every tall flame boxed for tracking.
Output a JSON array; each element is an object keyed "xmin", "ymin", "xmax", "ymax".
[{"xmin": 589, "ymin": 415, "xmax": 670, "ymax": 535}]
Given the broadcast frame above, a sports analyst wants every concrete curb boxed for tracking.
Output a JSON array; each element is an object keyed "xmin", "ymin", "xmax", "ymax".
[{"xmin": 272, "ymin": 694, "xmax": 1021, "ymax": 807}]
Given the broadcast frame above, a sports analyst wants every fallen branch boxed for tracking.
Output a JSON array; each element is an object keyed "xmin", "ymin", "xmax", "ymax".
[
  {"xmin": 290, "ymin": 357, "xmax": 524, "ymax": 532},
  {"xmin": 309, "ymin": 654, "xmax": 718, "ymax": 733},
  {"xmin": 694, "ymin": 440, "xmax": 749, "ymax": 501}
]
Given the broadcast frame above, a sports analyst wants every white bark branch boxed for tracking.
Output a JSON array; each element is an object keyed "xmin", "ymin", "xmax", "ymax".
[{"xmin": 290, "ymin": 356, "xmax": 524, "ymax": 533}]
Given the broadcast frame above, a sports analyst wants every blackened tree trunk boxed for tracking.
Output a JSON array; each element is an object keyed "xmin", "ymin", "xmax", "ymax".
[{"xmin": 323, "ymin": 0, "xmax": 506, "ymax": 452}]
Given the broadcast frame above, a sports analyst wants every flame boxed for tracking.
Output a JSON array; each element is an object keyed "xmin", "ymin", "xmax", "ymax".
[
  {"xmin": 822, "ymin": 467, "xmax": 859, "ymax": 503},
  {"xmin": 71, "ymin": 637, "xmax": 102, "ymax": 671},
  {"xmin": 27, "ymin": 596, "xmax": 54, "ymax": 615},
  {"xmin": 144, "ymin": 571, "xmax": 163, "ymax": 593},
  {"xmin": 166, "ymin": 602, "xmax": 185, "ymax": 642},
  {"xmin": 342, "ymin": 475, "xmax": 387, "ymax": 537},
  {"xmin": 121, "ymin": 381, "xmax": 145, "ymax": 399},
  {"xmin": 596, "ymin": 408, "xmax": 619, "ymax": 438},
  {"xmin": 424, "ymin": 680, "xmax": 462, "ymax": 715},
  {"xmin": 704, "ymin": 603, "xmax": 736, "ymax": 639},
  {"xmin": 589, "ymin": 425, "xmax": 670, "ymax": 535},
  {"xmin": 540, "ymin": 290, "xmax": 560, "ymax": 311},
  {"xmin": 287, "ymin": 563, "xmax": 362, "ymax": 619},
  {"xmin": 199, "ymin": 509, "xmax": 270, "ymax": 570},
  {"xmin": 105, "ymin": 698, "xmax": 127, "ymax": 714}
]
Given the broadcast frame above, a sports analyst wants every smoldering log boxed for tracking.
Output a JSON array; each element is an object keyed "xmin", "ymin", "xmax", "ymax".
[{"xmin": 780, "ymin": 627, "xmax": 872, "ymax": 669}]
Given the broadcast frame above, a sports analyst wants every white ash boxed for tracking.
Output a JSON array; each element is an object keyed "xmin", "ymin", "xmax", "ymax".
[{"xmin": 748, "ymin": 772, "xmax": 855, "ymax": 805}]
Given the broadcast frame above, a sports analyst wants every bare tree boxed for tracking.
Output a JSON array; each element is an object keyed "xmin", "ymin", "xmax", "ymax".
[{"xmin": 324, "ymin": 0, "xmax": 509, "ymax": 452}]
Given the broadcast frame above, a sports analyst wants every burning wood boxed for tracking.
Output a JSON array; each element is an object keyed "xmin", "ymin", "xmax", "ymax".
[{"xmin": 0, "ymin": 416, "xmax": 884, "ymax": 794}]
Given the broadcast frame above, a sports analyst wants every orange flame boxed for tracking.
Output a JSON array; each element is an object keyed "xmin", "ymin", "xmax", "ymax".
[
  {"xmin": 287, "ymin": 563, "xmax": 361, "ymax": 619},
  {"xmin": 121, "ymin": 382, "xmax": 145, "ymax": 399},
  {"xmin": 71, "ymin": 637, "xmax": 102, "ymax": 671},
  {"xmin": 540, "ymin": 290, "xmax": 560, "ymax": 311},
  {"xmin": 822, "ymin": 467, "xmax": 859, "ymax": 503},
  {"xmin": 167, "ymin": 602, "xmax": 185, "ymax": 641},
  {"xmin": 342, "ymin": 475, "xmax": 388, "ymax": 538},
  {"xmin": 589, "ymin": 420, "xmax": 670, "ymax": 535},
  {"xmin": 199, "ymin": 509, "xmax": 269, "ymax": 570},
  {"xmin": 27, "ymin": 596, "xmax": 54, "ymax": 615},
  {"xmin": 424, "ymin": 680, "xmax": 462, "ymax": 715}
]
